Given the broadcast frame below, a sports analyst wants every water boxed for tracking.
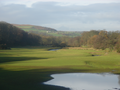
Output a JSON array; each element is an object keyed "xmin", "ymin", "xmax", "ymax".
[
  {"xmin": 43, "ymin": 73, "xmax": 120, "ymax": 90},
  {"xmin": 49, "ymin": 49, "xmax": 60, "ymax": 51}
]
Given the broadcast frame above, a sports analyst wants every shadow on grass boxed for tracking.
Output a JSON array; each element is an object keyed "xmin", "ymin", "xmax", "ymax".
[
  {"xmin": 0, "ymin": 57, "xmax": 48, "ymax": 63},
  {"xmin": 0, "ymin": 68, "xmax": 70, "ymax": 90},
  {"xmin": 0, "ymin": 54, "xmax": 13, "ymax": 56}
]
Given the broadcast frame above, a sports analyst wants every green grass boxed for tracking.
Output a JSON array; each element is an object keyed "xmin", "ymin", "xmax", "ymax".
[
  {"xmin": 17, "ymin": 26, "xmax": 33, "ymax": 28},
  {"xmin": 22, "ymin": 28, "xmax": 47, "ymax": 32},
  {"xmin": 0, "ymin": 47, "xmax": 120, "ymax": 90},
  {"xmin": 0, "ymin": 48, "xmax": 120, "ymax": 71}
]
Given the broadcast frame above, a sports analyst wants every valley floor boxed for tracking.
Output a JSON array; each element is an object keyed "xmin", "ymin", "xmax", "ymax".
[{"xmin": 0, "ymin": 47, "xmax": 120, "ymax": 90}]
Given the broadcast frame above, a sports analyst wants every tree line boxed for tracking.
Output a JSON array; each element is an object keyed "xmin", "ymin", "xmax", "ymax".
[
  {"xmin": 0, "ymin": 22, "xmax": 65, "ymax": 48},
  {"xmin": 63, "ymin": 30, "xmax": 120, "ymax": 53},
  {"xmin": 0, "ymin": 22, "xmax": 41, "ymax": 47},
  {"xmin": 0, "ymin": 21, "xmax": 120, "ymax": 53}
]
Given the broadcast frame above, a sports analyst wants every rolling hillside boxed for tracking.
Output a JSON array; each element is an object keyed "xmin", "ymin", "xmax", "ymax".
[
  {"xmin": 13, "ymin": 24, "xmax": 57, "ymax": 32},
  {"xmin": 13, "ymin": 24, "xmax": 82, "ymax": 37}
]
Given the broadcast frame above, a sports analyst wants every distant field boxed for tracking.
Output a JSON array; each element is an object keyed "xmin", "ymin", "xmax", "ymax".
[
  {"xmin": 1, "ymin": 47, "xmax": 119, "ymax": 90},
  {"xmin": 22, "ymin": 28, "xmax": 47, "ymax": 32},
  {"xmin": 16, "ymin": 26, "xmax": 33, "ymax": 29},
  {"xmin": 13, "ymin": 24, "xmax": 82, "ymax": 37}
]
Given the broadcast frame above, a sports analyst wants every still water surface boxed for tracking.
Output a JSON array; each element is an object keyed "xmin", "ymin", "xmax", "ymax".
[{"xmin": 44, "ymin": 73, "xmax": 120, "ymax": 90}]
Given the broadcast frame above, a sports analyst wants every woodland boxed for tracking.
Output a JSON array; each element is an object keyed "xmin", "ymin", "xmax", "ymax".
[{"xmin": 0, "ymin": 21, "xmax": 120, "ymax": 53}]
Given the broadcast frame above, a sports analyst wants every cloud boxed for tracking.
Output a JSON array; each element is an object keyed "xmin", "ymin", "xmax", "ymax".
[
  {"xmin": 1, "ymin": 0, "xmax": 120, "ymax": 7},
  {"xmin": 0, "ymin": 2, "xmax": 120, "ymax": 31}
]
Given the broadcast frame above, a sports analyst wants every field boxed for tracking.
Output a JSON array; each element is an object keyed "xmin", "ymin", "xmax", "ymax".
[
  {"xmin": 13, "ymin": 24, "xmax": 82, "ymax": 37},
  {"xmin": 0, "ymin": 47, "xmax": 120, "ymax": 90}
]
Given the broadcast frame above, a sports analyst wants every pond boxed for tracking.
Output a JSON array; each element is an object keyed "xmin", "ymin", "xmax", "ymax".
[
  {"xmin": 49, "ymin": 49, "xmax": 60, "ymax": 51},
  {"xmin": 43, "ymin": 73, "xmax": 120, "ymax": 90}
]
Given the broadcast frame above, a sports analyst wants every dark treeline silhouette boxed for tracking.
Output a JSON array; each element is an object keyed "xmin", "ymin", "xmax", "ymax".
[
  {"xmin": 0, "ymin": 22, "xmax": 64, "ymax": 49},
  {"xmin": 0, "ymin": 21, "xmax": 120, "ymax": 53},
  {"xmin": 0, "ymin": 22, "xmax": 41, "ymax": 47}
]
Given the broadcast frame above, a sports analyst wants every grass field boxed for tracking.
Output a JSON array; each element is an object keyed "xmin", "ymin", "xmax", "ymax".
[{"xmin": 0, "ymin": 47, "xmax": 120, "ymax": 90}]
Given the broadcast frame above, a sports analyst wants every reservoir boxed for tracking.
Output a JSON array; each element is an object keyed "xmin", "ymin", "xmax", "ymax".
[{"xmin": 44, "ymin": 73, "xmax": 120, "ymax": 90}]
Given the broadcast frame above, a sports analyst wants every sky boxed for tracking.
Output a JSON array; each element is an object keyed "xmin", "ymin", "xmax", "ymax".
[{"xmin": 0, "ymin": 0, "xmax": 120, "ymax": 31}]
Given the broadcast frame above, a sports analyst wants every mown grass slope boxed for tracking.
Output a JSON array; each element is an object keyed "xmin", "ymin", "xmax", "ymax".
[{"xmin": 0, "ymin": 47, "xmax": 120, "ymax": 71}]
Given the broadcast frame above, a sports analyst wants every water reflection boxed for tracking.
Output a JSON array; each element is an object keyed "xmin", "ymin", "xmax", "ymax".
[
  {"xmin": 44, "ymin": 73, "xmax": 120, "ymax": 90},
  {"xmin": 118, "ymin": 75, "xmax": 120, "ymax": 86}
]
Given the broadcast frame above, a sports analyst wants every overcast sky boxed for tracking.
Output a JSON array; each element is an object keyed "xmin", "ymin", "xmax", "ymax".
[{"xmin": 0, "ymin": 0, "xmax": 120, "ymax": 31}]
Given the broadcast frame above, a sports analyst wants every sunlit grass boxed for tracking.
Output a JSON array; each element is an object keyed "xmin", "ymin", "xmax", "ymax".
[{"xmin": 0, "ymin": 47, "xmax": 120, "ymax": 72}]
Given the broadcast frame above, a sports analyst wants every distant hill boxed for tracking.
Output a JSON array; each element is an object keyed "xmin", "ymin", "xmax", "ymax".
[
  {"xmin": 12, "ymin": 24, "xmax": 57, "ymax": 32},
  {"xmin": 12, "ymin": 24, "xmax": 82, "ymax": 37}
]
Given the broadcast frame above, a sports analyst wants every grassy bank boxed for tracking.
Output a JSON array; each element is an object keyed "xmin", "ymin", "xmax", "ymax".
[{"xmin": 0, "ymin": 47, "xmax": 120, "ymax": 90}]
